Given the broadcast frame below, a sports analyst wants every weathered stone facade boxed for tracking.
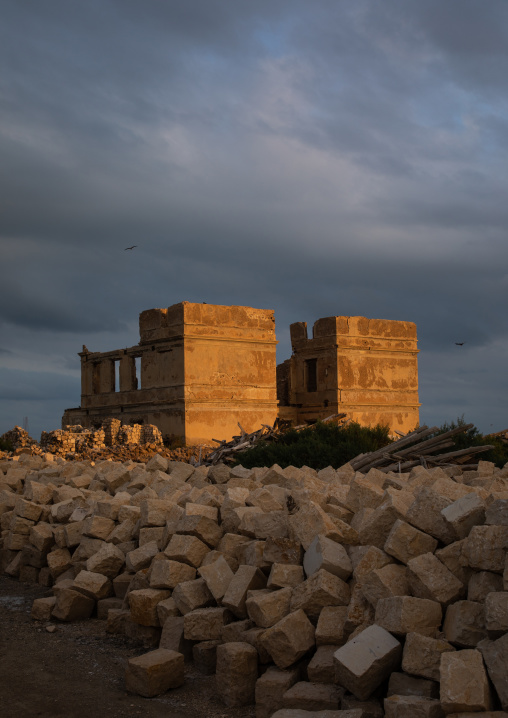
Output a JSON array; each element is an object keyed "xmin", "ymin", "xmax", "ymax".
[
  {"xmin": 278, "ymin": 315, "xmax": 420, "ymax": 434},
  {"xmin": 63, "ymin": 304, "xmax": 420, "ymax": 443}
]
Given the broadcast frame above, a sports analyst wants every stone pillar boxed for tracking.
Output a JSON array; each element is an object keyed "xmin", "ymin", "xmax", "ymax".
[
  {"xmin": 99, "ymin": 360, "xmax": 115, "ymax": 394},
  {"xmin": 119, "ymin": 354, "xmax": 137, "ymax": 391}
]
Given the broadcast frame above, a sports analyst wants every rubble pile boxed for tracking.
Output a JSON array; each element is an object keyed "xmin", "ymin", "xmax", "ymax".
[
  {"xmin": 1, "ymin": 450, "xmax": 507, "ymax": 717},
  {"xmin": 0, "ymin": 426, "xmax": 38, "ymax": 451}
]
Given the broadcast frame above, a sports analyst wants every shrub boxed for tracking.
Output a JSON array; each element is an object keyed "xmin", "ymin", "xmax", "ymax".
[{"xmin": 234, "ymin": 420, "xmax": 392, "ymax": 470}]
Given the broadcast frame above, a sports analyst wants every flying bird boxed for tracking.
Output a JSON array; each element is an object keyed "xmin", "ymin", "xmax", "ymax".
[
  {"xmin": 124, "ymin": 245, "xmax": 137, "ymax": 251},
  {"xmin": 455, "ymin": 342, "xmax": 465, "ymax": 346}
]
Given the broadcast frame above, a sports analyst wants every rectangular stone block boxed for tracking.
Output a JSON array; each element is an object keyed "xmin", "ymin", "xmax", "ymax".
[
  {"xmin": 440, "ymin": 649, "xmax": 492, "ymax": 713},
  {"xmin": 125, "ymin": 648, "xmax": 184, "ymax": 697},
  {"xmin": 255, "ymin": 665, "xmax": 300, "ymax": 718},
  {"xmin": 375, "ymin": 596, "xmax": 442, "ymax": 637},
  {"xmin": 384, "ymin": 520, "xmax": 438, "ymax": 565},
  {"xmin": 216, "ymin": 642, "xmax": 258, "ymax": 707},
  {"xmin": 260, "ymin": 609, "xmax": 315, "ymax": 669},
  {"xmin": 183, "ymin": 607, "xmax": 231, "ymax": 641},
  {"xmin": 407, "ymin": 552, "xmax": 464, "ymax": 606}
]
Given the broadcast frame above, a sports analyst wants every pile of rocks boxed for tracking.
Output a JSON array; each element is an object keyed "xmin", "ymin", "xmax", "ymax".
[
  {"xmin": 1, "ymin": 451, "xmax": 507, "ymax": 717},
  {"xmin": 0, "ymin": 426, "xmax": 38, "ymax": 451}
]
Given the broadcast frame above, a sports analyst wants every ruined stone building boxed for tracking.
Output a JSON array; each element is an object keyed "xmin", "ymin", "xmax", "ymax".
[{"xmin": 63, "ymin": 302, "xmax": 420, "ymax": 444}]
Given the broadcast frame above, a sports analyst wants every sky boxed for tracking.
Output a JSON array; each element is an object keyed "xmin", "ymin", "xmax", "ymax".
[{"xmin": 1, "ymin": 0, "xmax": 508, "ymax": 440}]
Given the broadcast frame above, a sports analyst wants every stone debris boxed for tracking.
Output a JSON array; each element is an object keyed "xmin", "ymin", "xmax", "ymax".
[{"xmin": 0, "ymin": 449, "xmax": 507, "ymax": 713}]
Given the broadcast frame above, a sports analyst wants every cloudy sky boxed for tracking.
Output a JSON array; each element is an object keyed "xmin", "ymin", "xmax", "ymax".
[{"xmin": 1, "ymin": 0, "xmax": 508, "ymax": 440}]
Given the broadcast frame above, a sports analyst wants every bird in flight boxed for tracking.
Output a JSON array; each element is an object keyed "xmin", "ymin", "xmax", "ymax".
[
  {"xmin": 124, "ymin": 245, "xmax": 137, "ymax": 251},
  {"xmin": 455, "ymin": 342, "xmax": 465, "ymax": 346}
]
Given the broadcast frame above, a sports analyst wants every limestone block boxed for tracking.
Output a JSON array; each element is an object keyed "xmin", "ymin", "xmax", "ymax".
[
  {"xmin": 126, "ymin": 541, "xmax": 159, "ymax": 572},
  {"xmin": 485, "ymin": 592, "xmax": 508, "ymax": 633},
  {"xmin": 304, "ymin": 535, "xmax": 352, "ymax": 581},
  {"xmin": 125, "ymin": 648, "xmax": 184, "ymax": 697},
  {"xmin": 346, "ymin": 475, "xmax": 386, "ymax": 513},
  {"xmin": 263, "ymin": 536, "xmax": 303, "ymax": 566},
  {"xmin": 463, "ymin": 525, "xmax": 508, "ymax": 572},
  {"xmin": 384, "ymin": 695, "xmax": 444, "ymax": 718},
  {"xmin": 216, "ymin": 642, "xmax": 258, "ymax": 707},
  {"xmin": 191, "ymin": 640, "xmax": 219, "ymax": 674},
  {"xmin": 129, "ymin": 588, "xmax": 171, "ymax": 627},
  {"xmin": 197, "ymin": 554, "xmax": 234, "ymax": 600},
  {"xmin": 149, "ymin": 559, "xmax": 196, "ymax": 589},
  {"xmin": 86, "ymin": 542, "xmax": 125, "ymax": 578},
  {"xmin": 183, "ymin": 606, "xmax": 232, "ymax": 641},
  {"xmin": 443, "ymin": 600, "xmax": 487, "ymax": 647},
  {"xmin": 270, "ymin": 711, "xmax": 363, "ymax": 718},
  {"xmin": 468, "ymin": 571, "xmax": 504, "ymax": 602},
  {"xmin": 73, "ymin": 570, "xmax": 113, "ymax": 601},
  {"xmin": 112, "ymin": 572, "xmax": 133, "ymax": 599},
  {"xmin": 176, "ymin": 514, "xmax": 223, "ymax": 548},
  {"xmin": 221, "ymin": 618, "xmax": 254, "ymax": 643},
  {"xmin": 283, "ymin": 681, "xmax": 341, "ymax": 711},
  {"xmin": 289, "ymin": 502, "xmax": 348, "ymax": 551},
  {"xmin": 442, "ymin": 493, "xmax": 486, "ymax": 540},
  {"xmin": 63, "ymin": 520, "xmax": 84, "ymax": 549},
  {"xmin": 20, "ymin": 543, "xmax": 48, "ymax": 569},
  {"xmin": 146, "ymin": 454, "xmax": 169, "ymax": 472},
  {"xmin": 248, "ymin": 486, "xmax": 285, "ymax": 512},
  {"xmin": 137, "ymin": 527, "xmax": 163, "ymax": 548},
  {"xmin": 51, "ymin": 588, "xmax": 95, "ymax": 621},
  {"xmin": 246, "ymin": 587, "xmax": 292, "ymax": 628},
  {"xmin": 267, "ymin": 563, "xmax": 305, "ymax": 589},
  {"xmin": 384, "ymin": 520, "xmax": 438, "ymax": 565},
  {"xmin": 333, "ymin": 624, "xmax": 402, "ymax": 701},
  {"xmin": 159, "ymin": 616, "xmax": 192, "ymax": 660},
  {"xmin": 31, "ymin": 596, "xmax": 57, "ymax": 621},
  {"xmin": 47, "ymin": 547, "xmax": 72, "ymax": 578},
  {"xmin": 387, "ymin": 672, "xmax": 439, "ymax": 699},
  {"xmin": 307, "ymin": 645, "xmax": 342, "ymax": 684},
  {"xmin": 51, "ymin": 497, "xmax": 86, "ymax": 524},
  {"xmin": 255, "ymin": 665, "xmax": 300, "ymax": 718},
  {"xmin": 345, "ymin": 581, "xmax": 375, "ymax": 635},
  {"xmin": 440, "ymin": 649, "xmax": 492, "ymax": 713},
  {"xmin": 72, "ymin": 537, "xmax": 106, "ymax": 563},
  {"xmin": 316, "ymin": 606, "xmax": 348, "ymax": 646},
  {"xmin": 407, "ymin": 552, "xmax": 464, "ymax": 606},
  {"xmin": 82, "ymin": 515, "xmax": 115, "ymax": 540},
  {"xmin": 435, "ymin": 540, "xmax": 472, "ymax": 585},
  {"xmin": 5, "ymin": 532, "xmax": 29, "ymax": 552},
  {"xmin": 260, "ymin": 609, "xmax": 315, "ymax": 669},
  {"xmin": 361, "ymin": 564, "xmax": 409, "ymax": 607},
  {"xmin": 164, "ymin": 533, "xmax": 210, "ymax": 567},
  {"xmin": 156, "ymin": 597, "xmax": 180, "ymax": 625},
  {"xmin": 96, "ymin": 597, "xmax": 123, "ymax": 620},
  {"xmin": 200, "ymin": 549, "xmax": 238, "ymax": 573},
  {"xmin": 10, "ymin": 515, "xmax": 34, "ymax": 536},
  {"xmin": 24, "ymin": 480, "xmax": 53, "ymax": 505},
  {"xmin": 405, "ymin": 488, "xmax": 455, "ymax": 544},
  {"xmin": 172, "ymin": 578, "xmax": 214, "ymax": 615},
  {"xmin": 290, "ymin": 569, "xmax": 350, "ymax": 620},
  {"xmin": 14, "ymin": 498, "xmax": 43, "ymax": 522},
  {"xmin": 340, "ymin": 696, "xmax": 384, "ymax": 717},
  {"xmin": 375, "ymin": 597, "xmax": 442, "ymax": 637},
  {"xmin": 349, "ymin": 546, "xmax": 393, "ymax": 581},
  {"xmin": 485, "ymin": 497, "xmax": 508, "ymax": 525},
  {"xmin": 222, "ymin": 564, "xmax": 267, "ymax": 618},
  {"xmin": 240, "ymin": 626, "xmax": 272, "ymax": 664},
  {"xmin": 478, "ymin": 634, "xmax": 508, "ymax": 710},
  {"xmin": 208, "ymin": 463, "xmax": 231, "ymax": 485},
  {"xmin": 358, "ymin": 490, "xmax": 414, "ymax": 547},
  {"xmin": 101, "ymin": 465, "xmax": 131, "ymax": 493},
  {"xmin": 185, "ymin": 502, "xmax": 218, "ymax": 522},
  {"xmin": 118, "ymin": 505, "xmax": 141, "ymax": 523}
]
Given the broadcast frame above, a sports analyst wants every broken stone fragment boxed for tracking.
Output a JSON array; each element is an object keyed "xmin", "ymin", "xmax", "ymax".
[
  {"xmin": 125, "ymin": 648, "xmax": 184, "ymax": 697},
  {"xmin": 163, "ymin": 532, "xmax": 210, "ymax": 567},
  {"xmin": 333, "ymin": 624, "xmax": 402, "ymax": 701},
  {"xmin": 307, "ymin": 645, "xmax": 343, "ymax": 684},
  {"xmin": 215, "ymin": 641, "xmax": 258, "ymax": 707}
]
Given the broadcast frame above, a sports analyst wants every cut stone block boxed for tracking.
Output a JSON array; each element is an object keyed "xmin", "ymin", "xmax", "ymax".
[
  {"xmin": 485, "ymin": 498, "xmax": 508, "ymax": 525},
  {"xmin": 86, "ymin": 542, "xmax": 125, "ymax": 578},
  {"xmin": 171, "ymin": 578, "xmax": 214, "ymax": 615},
  {"xmin": 316, "ymin": 606, "xmax": 348, "ymax": 646},
  {"xmin": 405, "ymin": 487, "xmax": 455, "ymax": 544},
  {"xmin": 126, "ymin": 541, "xmax": 159, "ymax": 573},
  {"xmin": 246, "ymin": 587, "xmax": 292, "ymax": 628},
  {"xmin": 463, "ymin": 525, "xmax": 508, "ymax": 572},
  {"xmin": 435, "ymin": 540, "xmax": 472, "ymax": 585},
  {"xmin": 156, "ymin": 597, "xmax": 180, "ymax": 625},
  {"xmin": 106, "ymin": 608, "xmax": 129, "ymax": 634},
  {"xmin": 485, "ymin": 592, "xmax": 508, "ymax": 633},
  {"xmin": 216, "ymin": 641, "xmax": 258, "ymax": 707},
  {"xmin": 345, "ymin": 582, "xmax": 375, "ymax": 635},
  {"xmin": 222, "ymin": 564, "xmax": 267, "ymax": 618},
  {"xmin": 282, "ymin": 681, "xmax": 341, "ymax": 711},
  {"xmin": 443, "ymin": 601, "xmax": 487, "ymax": 647},
  {"xmin": 289, "ymin": 502, "xmax": 349, "ymax": 551},
  {"xmin": 164, "ymin": 533, "xmax": 210, "ymax": 567},
  {"xmin": 468, "ymin": 571, "xmax": 504, "ymax": 602},
  {"xmin": 349, "ymin": 545, "xmax": 393, "ymax": 581},
  {"xmin": 384, "ymin": 519, "xmax": 438, "ymax": 565},
  {"xmin": 267, "ymin": 563, "xmax": 305, "ymax": 589},
  {"xmin": 440, "ymin": 649, "xmax": 492, "ymax": 713},
  {"xmin": 361, "ymin": 564, "xmax": 409, "ymax": 607},
  {"xmin": 47, "ymin": 547, "xmax": 72, "ymax": 578},
  {"xmin": 125, "ymin": 648, "xmax": 184, "ymax": 697},
  {"xmin": 125, "ymin": 617, "xmax": 161, "ymax": 647},
  {"xmin": 129, "ymin": 588, "xmax": 171, "ymax": 627},
  {"xmin": 29, "ymin": 522, "xmax": 55, "ymax": 553},
  {"xmin": 290, "ymin": 569, "xmax": 350, "ymax": 620},
  {"xmin": 375, "ymin": 596, "xmax": 442, "ymax": 637},
  {"xmin": 31, "ymin": 596, "xmax": 57, "ymax": 621},
  {"xmin": 183, "ymin": 607, "xmax": 232, "ymax": 641},
  {"xmin": 96, "ymin": 597, "xmax": 123, "ymax": 620},
  {"xmin": 358, "ymin": 490, "xmax": 414, "ymax": 547},
  {"xmin": 255, "ymin": 665, "xmax": 300, "ymax": 718},
  {"xmin": 260, "ymin": 609, "xmax": 315, "ymax": 669},
  {"xmin": 303, "ymin": 534, "xmax": 352, "ymax": 581},
  {"xmin": 263, "ymin": 536, "xmax": 303, "ymax": 565},
  {"xmin": 159, "ymin": 616, "xmax": 192, "ymax": 660},
  {"xmin": 387, "ymin": 672, "xmax": 439, "ymax": 699},
  {"xmin": 221, "ymin": 618, "xmax": 254, "ymax": 643},
  {"xmin": 82, "ymin": 515, "xmax": 115, "ymax": 540},
  {"xmin": 148, "ymin": 559, "xmax": 196, "ymax": 589},
  {"xmin": 51, "ymin": 588, "xmax": 95, "ymax": 621},
  {"xmin": 197, "ymin": 554, "xmax": 234, "ymax": 600},
  {"xmin": 478, "ymin": 633, "xmax": 508, "ymax": 711},
  {"xmin": 407, "ymin": 552, "xmax": 464, "ymax": 606},
  {"xmin": 192, "ymin": 640, "xmax": 221, "ymax": 674},
  {"xmin": 73, "ymin": 570, "xmax": 113, "ymax": 601},
  {"xmin": 307, "ymin": 645, "xmax": 342, "ymax": 684},
  {"xmin": 441, "ymin": 493, "xmax": 486, "ymax": 540},
  {"xmin": 333, "ymin": 624, "xmax": 402, "ymax": 701},
  {"xmin": 384, "ymin": 695, "xmax": 444, "ymax": 718},
  {"xmin": 177, "ymin": 514, "xmax": 223, "ymax": 548}
]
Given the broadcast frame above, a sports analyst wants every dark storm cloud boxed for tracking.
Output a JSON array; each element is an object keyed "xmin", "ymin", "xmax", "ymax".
[{"xmin": 1, "ymin": 0, "xmax": 508, "ymax": 437}]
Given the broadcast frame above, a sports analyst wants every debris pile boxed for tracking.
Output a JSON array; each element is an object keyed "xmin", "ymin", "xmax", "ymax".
[{"xmin": 1, "ymin": 448, "xmax": 507, "ymax": 715}]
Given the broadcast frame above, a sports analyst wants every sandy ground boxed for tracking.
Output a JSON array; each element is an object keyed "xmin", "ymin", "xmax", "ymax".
[{"xmin": 0, "ymin": 575, "xmax": 256, "ymax": 718}]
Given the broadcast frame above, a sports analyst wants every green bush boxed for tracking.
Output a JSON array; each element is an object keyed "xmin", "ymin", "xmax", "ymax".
[
  {"xmin": 0, "ymin": 437, "xmax": 13, "ymax": 452},
  {"xmin": 234, "ymin": 420, "xmax": 392, "ymax": 470}
]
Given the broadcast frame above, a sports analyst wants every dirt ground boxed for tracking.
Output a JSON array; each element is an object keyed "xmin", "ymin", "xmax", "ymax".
[{"xmin": 0, "ymin": 575, "xmax": 256, "ymax": 718}]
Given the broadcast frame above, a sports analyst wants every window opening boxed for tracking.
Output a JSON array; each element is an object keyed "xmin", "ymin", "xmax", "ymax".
[
  {"xmin": 305, "ymin": 358, "xmax": 317, "ymax": 392},
  {"xmin": 134, "ymin": 357, "xmax": 141, "ymax": 390},
  {"xmin": 114, "ymin": 360, "xmax": 120, "ymax": 392}
]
